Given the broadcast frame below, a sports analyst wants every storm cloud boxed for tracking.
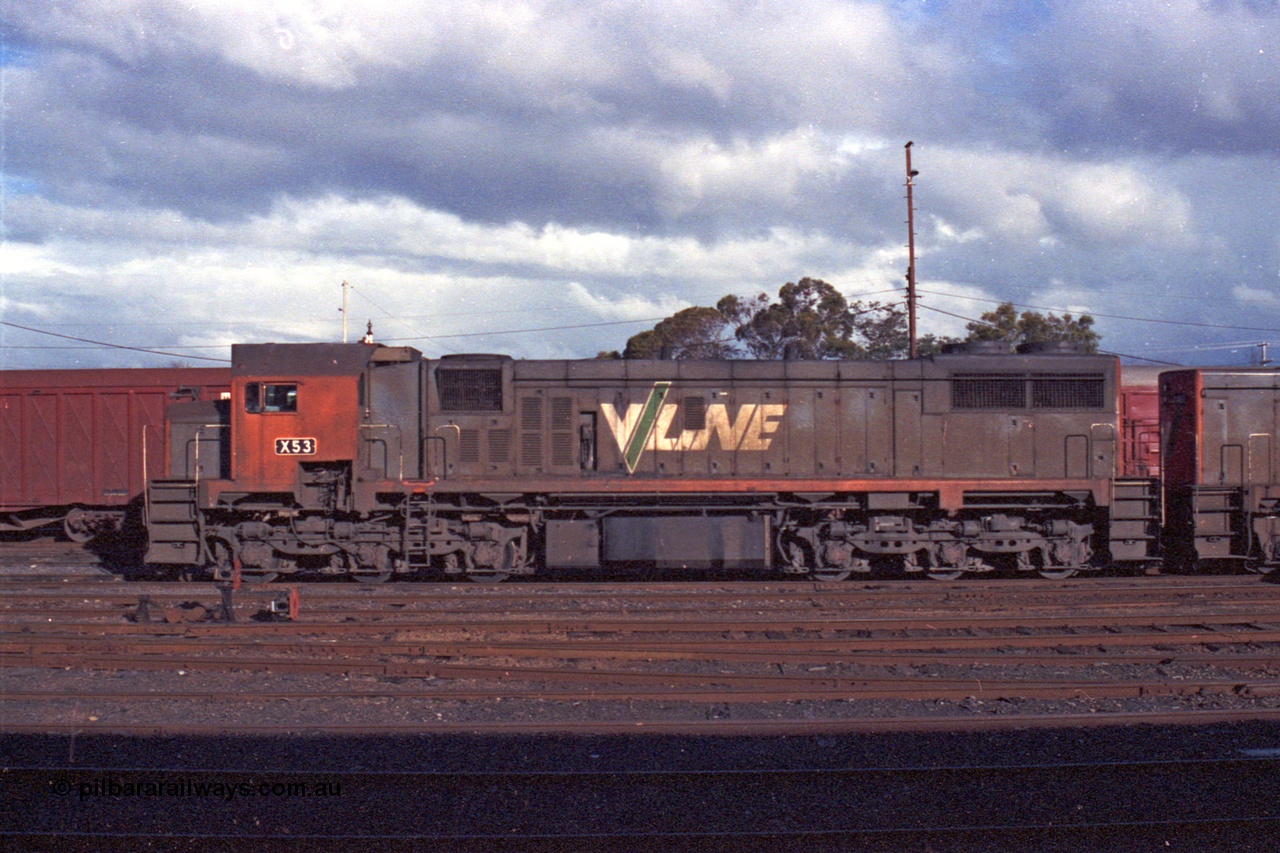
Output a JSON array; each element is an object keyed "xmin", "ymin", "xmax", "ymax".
[{"xmin": 2, "ymin": 0, "xmax": 1277, "ymax": 367}]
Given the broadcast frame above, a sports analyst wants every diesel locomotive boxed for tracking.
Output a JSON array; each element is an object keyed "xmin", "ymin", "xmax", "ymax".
[{"xmin": 141, "ymin": 340, "xmax": 1178, "ymax": 582}]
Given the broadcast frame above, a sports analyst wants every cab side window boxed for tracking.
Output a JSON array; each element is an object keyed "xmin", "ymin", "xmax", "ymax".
[{"xmin": 245, "ymin": 383, "xmax": 298, "ymax": 413}]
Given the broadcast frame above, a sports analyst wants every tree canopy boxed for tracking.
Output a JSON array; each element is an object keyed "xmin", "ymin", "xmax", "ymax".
[
  {"xmin": 965, "ymin": 302, "xmax": 1100, "ymax": 354},
  {"xmin": 736, "ymin": 279, "xmax": 860, "ymax": 359},
  {"xmin": 607, "ymin": 284, "xmax": 1101, "ymax": 360},
  {"xmin": 613, "ymin": 278, "xmax": 927, "ymax": 360}
]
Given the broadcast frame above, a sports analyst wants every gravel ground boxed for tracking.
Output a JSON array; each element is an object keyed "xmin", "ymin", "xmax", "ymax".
[
  {"xmin": 6, "ymin": 548, "xmax": 1280, "ymax": 850},
  {"xmin": 3, "ymin": 663, "xmax": 1280, "ymax": 731}
]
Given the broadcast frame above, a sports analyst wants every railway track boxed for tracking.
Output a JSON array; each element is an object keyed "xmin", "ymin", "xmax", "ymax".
[
  {"xmin": 3, "ymin": 709, "xmax": 1278, "ymax": 737},
  {"xmin": 3, "ymin": 572, "xmax": 1280, "ymax": 735},
  {"xmin": 5, "ymin": 554, "xmax": 1280, "ymax": 851},
  {"xmin": 1, "ymin": 669, "xmax": 1275, "ymax": 704}
]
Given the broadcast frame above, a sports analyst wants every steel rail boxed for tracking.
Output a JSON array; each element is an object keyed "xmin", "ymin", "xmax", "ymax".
[
  {"xmin": 0, "ymin": 648, "xmax": 1273, "ymax": 699},
  {"xmin": 4, "ymin": 707, "xmax": 1280, "ymax": 735},
  {"xmin": 3, "ymin": 575, "xmax": 1276, "ymax": 602},
  {"xmin": 7, "ymin": 630, "xmax": 1280, "ymax": 662},
  {"xmin": 3, "ymin": 674, "xmax": 1277, "ymax": 703},
  {"xmin": 7, "ymin": 607, "xmax": 1280, "ymax": 632},
  {"xmin": 8, "ymin": 588, "xmax": 1280, "ymax": 613}
]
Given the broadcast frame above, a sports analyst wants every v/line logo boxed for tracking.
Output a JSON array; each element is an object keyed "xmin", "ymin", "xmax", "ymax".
[{"xmin": 600, "ymin": 383, "xmax": 787, "ymax": 473}]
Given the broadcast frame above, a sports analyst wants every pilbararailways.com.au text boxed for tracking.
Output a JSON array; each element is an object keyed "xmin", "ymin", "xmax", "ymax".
[{"xmin": 52, "ymin": 777, "xmax": 343, "ymax": 801}]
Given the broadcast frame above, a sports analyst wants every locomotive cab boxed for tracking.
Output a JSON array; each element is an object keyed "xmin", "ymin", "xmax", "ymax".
[
  {"xmin": 229, "ymin": 342, "xmax": 423, "ymax": 500},
  {"xmin": 230, "ymin": 346, "xmax": 362, "ymax": 509},
  {"xmin": 145, "ymin": 342, "xmax": 423, "ymax": 577}
]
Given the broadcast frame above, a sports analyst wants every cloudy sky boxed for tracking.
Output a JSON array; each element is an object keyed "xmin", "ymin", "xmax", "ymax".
[{"xmin": 1, "ymin": 0, "xmax": 1277, "ymax": 368}]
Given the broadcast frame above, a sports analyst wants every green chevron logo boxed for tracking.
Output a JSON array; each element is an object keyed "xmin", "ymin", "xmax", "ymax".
[
  {"xmin": 620, "ymin": 382, "xmax": 670, "ymax": 473},
  {"xmin": 600, "ymin": 382, "xmax": 786, "ymax": 474}
]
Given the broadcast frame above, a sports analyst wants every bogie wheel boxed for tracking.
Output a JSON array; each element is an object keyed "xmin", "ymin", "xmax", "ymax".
[
  {"xmin": 810, "ymin": 570, "xmax": 852, "ymax": 582},
  {"xmin": 926, "ymin": 569, "xmax": 965, "ymax": 581},
  {"xmin": 62, "ymin": 509, "xmax": 94, "ymax": 544},
  {"xmin": 1037, "ymin": 568, "xmax": 1078, "ymax": 580},
  {"xmin": 467, "ymin": 539, "xmax": 524, "ymax": 583},
  {"xmin": 354, "ymin": 572, "xmax": 392, "ymax": 584},
  {"xmin": 467, "ymin": 572, "xmax": 510, "ymax": 583},
  {"xmin": 209, "ymin": 540, "xmax": 236, "ymax": 576}
]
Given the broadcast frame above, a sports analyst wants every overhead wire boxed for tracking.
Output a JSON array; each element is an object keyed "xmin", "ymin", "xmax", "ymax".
[
  {"xmin": 912, "ymin": 300, "xmax": 1185, "ymax": 366},
  {"xmin": 904, "ymin": 284, "xmax": 1280, "ymax": 362},
  {"xmin": 345, "ymin": 283, "xmax": 462, "ymax": 355},
  {"xmin": 913, "ymin": 288, "xmax": 1280, "ymax": 335},
  {"xmin": 0, "ymin": 320, "xmax": 231, "ymax": 363}
]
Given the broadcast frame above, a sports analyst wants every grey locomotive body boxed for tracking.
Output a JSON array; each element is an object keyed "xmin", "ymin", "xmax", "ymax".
[{"xmin": 150, "ymin": 342, "xmax": 1143, "ymax": 582}]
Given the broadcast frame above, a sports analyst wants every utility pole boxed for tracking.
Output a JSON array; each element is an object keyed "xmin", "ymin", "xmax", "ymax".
[
  {"xmin": 341, "ymin": 280, "xmax": 349, "ymax": 343},
  {"xmin": 904, "ymin": 142, "xmax": 919, "ymax": 359}
]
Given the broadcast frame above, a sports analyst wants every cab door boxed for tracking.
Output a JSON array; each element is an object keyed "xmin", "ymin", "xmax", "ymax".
[{"xmin": 233, "ymin": 377, "xmax": 359, "ymax": 488}]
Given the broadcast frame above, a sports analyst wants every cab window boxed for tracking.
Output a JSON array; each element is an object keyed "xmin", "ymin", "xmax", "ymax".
[{"xmin": 245, "ymin": 383, "xmax": 297, "ymax": 413}]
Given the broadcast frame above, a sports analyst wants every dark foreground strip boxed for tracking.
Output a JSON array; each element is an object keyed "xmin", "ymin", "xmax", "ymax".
[{"xmin": 4, "ymin": 751, "xmax": 1279, "ymax": 852}]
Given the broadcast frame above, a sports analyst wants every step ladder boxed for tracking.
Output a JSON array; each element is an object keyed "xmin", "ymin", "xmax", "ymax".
[
  {"xmin": 1109, "ymin": 478, "xmax": 1161, "ymax": 562},
  {"xmin": 144, "ymin": 479, "xmax": 203, "ymax": 564}
]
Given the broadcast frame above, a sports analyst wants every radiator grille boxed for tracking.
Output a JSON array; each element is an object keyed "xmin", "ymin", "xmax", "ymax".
[
  {"xmin": 551, "ymin": 432, "xmax": 574, "ymax": 467},
  {"xmin": 488, "ymin": 429, "xmax": 511, "ymax": 463},
  {"xmin": 951, "ymin": 374, "xmax": 1026, "ymax": 409},
  {"xmin": 551, "ymin": 397, "xmax": 573, "ymax": 430},
  {"xmin": 1032, "ymin": 374, "xmax": 1106, "ymax": 409},
  {"xmin": 458, "ymin": 429, "xmax": 480, "ymax": 463},
  {"xmin": 521, "ymin": 433, "xmax": 543, "ymax": 468},
  {"xmin": 437, "ymin": 369, "xmax": 502, "ymax": 412},
  {"xmin": 520, "ymin": 396, "xmax": 543, "ymax": 431},
  {"xmin": 684, "ymin": 396, "xmax": 707, "ymax": 431}
]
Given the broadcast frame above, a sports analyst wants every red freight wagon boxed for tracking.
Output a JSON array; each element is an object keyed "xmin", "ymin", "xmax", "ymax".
[
  {"xmin": 1119, "ymin": 365, "xmax": 1162, "ymax": 478},
  {"xmin": 0, "ymin": 368, "xmax": 229, "ymax": 540}
]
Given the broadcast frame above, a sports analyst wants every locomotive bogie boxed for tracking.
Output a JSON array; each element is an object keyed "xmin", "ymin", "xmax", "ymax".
[
  {"xmin": 199, "ymin": 512, "xmax": 408, "ymax": 582},
  {"xmin": 779, "ymin": 503, "xmax": 1096, "ymax": 581}
]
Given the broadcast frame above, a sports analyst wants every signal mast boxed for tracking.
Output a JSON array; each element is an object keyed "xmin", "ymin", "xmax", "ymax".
[{"xmin": 904, "ymin": 141, "xmax": 919, "ymax": 360}]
